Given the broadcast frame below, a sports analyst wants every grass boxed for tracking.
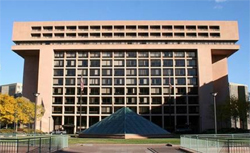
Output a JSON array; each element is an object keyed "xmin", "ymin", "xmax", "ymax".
[{"xmin": 68, "ymin": 137, "xmax": 180, "ymax": 145}]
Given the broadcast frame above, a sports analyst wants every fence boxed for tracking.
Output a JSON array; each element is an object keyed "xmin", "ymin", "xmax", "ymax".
[
  {"xmin": 0, "ymin": 135, "xmax": 68, "ymax": 153},
  {"xmin": 181, "ymin": 134, "xmax": 250, "ymax": 153}
]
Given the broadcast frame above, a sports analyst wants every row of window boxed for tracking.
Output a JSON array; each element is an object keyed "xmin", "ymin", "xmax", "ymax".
[
  {"xmin": 55, "ymin": 51, "xmax": 196, "ymax": 58},
  {"xmin": 52, "ymin": 105, "xmax": 199, "ymax": 114},
  {"xmin": 53, "ymin": 87, "xmax": 198, "ymax": 95},
  {"xmin": 31, "ymin": 32, "xmax": 220, "ymax": 38},
  {"xmin": 53, "ymin": 96, "xmax": 198, "ymax": 105},
  {"xmin": 54, "ymin": 59, "xmax": 196, "ymax": 68},
  {"xmin": 32, "ymin": 25, "xmax": 219, "ymax": 31}
]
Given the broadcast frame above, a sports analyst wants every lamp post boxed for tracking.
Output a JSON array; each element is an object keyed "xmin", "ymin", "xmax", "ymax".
[
  {"xmin": 33, "ymin": 93, "xmax": 40, "ymax": 134},
  {"xmin": 49, "ymin": 116, "xmax": 51, "ymax": 134},
  {"xmin": 211, "ymin": 92, "xmax": 218, "ymax": 134}
]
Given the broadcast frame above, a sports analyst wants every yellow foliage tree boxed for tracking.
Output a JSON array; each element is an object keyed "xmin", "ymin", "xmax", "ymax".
[
  {"xmin": 0, "ymin": 94, "xmax": 16, "ymax": 124},
  {"xmin": 15, "ymin": 97, "xmax": 35, "ymax": 124}
]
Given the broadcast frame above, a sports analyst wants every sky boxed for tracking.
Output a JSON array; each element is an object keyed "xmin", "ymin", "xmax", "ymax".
[{"xmin": 0, "ymin": 0, "xmax": 249, "ymax": 89}]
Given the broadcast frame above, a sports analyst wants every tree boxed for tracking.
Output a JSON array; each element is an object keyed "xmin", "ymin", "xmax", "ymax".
[{"xmin": 0, "ymin": 94, "xmax": 16, "ymax": 126}]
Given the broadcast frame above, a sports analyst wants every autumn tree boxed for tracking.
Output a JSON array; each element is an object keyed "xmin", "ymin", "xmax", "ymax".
[{"xmin": 0, "ymin": 94, "xmax": 16, "ymax": 126}]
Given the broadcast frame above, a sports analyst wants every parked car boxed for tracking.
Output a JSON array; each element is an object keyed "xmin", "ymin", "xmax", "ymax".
[{"xmin": 51, "ymin": 130, "xmax": 67, "ymax": 135}]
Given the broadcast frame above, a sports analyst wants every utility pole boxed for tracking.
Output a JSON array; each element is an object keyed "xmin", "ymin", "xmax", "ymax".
[{"xmin": 211, "ymin": 92, "xmax": 218, "ymax": 134}]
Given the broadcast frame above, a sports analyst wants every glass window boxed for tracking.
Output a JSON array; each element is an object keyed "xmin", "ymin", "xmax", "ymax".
[
  {"xmin": 186, "ymin": 52, "xmax": 196, "ymax": 58},
  {"xmin": 150, "ymin": 52, "xmax": 161, "ymax": 57},
  {"xmin": 54, "ymin": 60, "xmax": 64, "ymax": 67},
  {"xmin": 139, "ymin": 88, "xmax": 149, "ymax": 95},
  {"xmin": 114, "ymin": 52, "xmax": 124, "ymax": 58},
  {"xmin": 53, "ymin": 87, "xmax": 63, "ymax": 95},
  {"xmin": 151, "ymin": 69, "xmax": 161, "ymax": 76},
  {"xmin": 174, "ymin": 52, "xmax": 185, "ymax": 57},
  {"xmin": 90, "ymin": 52, "xmax": 100, "ymax": 58},
  {"xmin": 176, "ymin": 78, "xmax": 186, "ymax": 85},
  {"xmin": 139, "ymin": 78, "xmax": 149, "ymax": 85},
  {"xmin": 65, "ymin": 87, "xmax": 75, "ymax": 95},
  {"xmin": 66, "ymin": 69, "xmax": 75, "ymax": 76},
  {"xmin": 53, "ymin": 78, "xmax": 63, "ymax": 85},
  {"xmin": 138, "ymin": 52, "xmax": 148, "ymax": 58},
  {"xmin": 66, "ymin": 60, "xmax": 76, "ymax": 67},
  {"xmin": 77, "ymin": 69, "xmax": 88, "ymax": 76},
  {"xmin": 89, "ymin": 79, "xmax": 100, "ymax": 85},
  {"xmin": 175, "ymin": 69, "xmax": 185, "ymax": 76},
  {"xmin": 90, "ymin": 60, "xmax": 100, "ymax": 67},
  {"xmin": 163, "ymin": 69, "xmax": 173, "ymax": 76},
  {"xmin": 151, "ymin": 88, "xmax": 161, "ymax": 94},
  {"xmin": 114, "ymin": 88, "xmax": 124, "ymax": 95},
  {"xmin": 126, "ymin": 78, "xmax": 137, "ymax": 85},
  {"xmin": 126, "ymin": 52, "xmax": 136, "ymax": 58},
  {"xmin": 151, "ymin": 78, "xmax": 161, "ymax": 85},
  {"xmin": 176, "ymin": 87, "xmax": 186, "ymax": 94},
  {"xmin": 78, "ymin": 60, "xmax": 88, "ymax": 67},
  {"xmin": 126, "ymin": 60, "xmax": 137, "ymax": 67},
  {"xmin": 151, "ymin": 60, "xmax": 161, "ymax": 67},
  {"xmin": 102, "ymin": 69, "xmax": 112, "ymax": 76},
  {"xmin": 187, "ymin": 60, "xmax": 197, "ymax": 66},
  {"xmin": 78, "ymin": 52, "xmax": 88, "ymax": 58},
  {"xmin": 163, "ymin": 78, "xmax": 174, "ymax": 85},
  {"xmin": 90, "ymin": 69, "xmax": 100, "ymax": 76},
  {"xmin": 102, "ymin": 52, "xmax": 112, "ymax": 58},
  {"xmin": 139, "ymin": 69, "xmax": 149, "ymax": 76},
  {"xmin": 188, "ymin": 69, "xmax": 197, "ymax": 76},
  {"xmin": 126, "ymin": 69, "xmax": 137, "ymax": 76},
  {"xmin": 139, "ymin": 97, "xmax": 149, "ymax": 104},
  {"xmin": 126, "ymin": 87, "xmax": 137, "ymax": 95},
  {"xmin": 163, "ymin": 52, "xmax": 173, "ymax": 57},
  {"xmin": 139, "ymin": 60, "xmax": 149, "ymax": 67},
  {"xmin": 65, "ymin": 78, "xmax": 75, "ymax": 85},
  {"xmin": 114, "ymin": 69, "xmax": 124, "ymax": 76},
  {"xmin": 66, "ymin": 52, "xmax": 76, "ymax": 58},
  {"xmin": 102, "ymin": 78, "xmax": 112, "ymax": 85},
  {"xmin": 114, "ymin": 78, "xmax": 124, "ymax": 85},
  {"xmin": 54, "ymin": 69, "xmax": 63, "ymax": 76},
  {"xmin": 55, "ymin": 52, "xmax": 64, "ymax": 58},
  {"xmin": 114, "ymin": 60, "xmax": 124, "ymax": 67},
  {"xmin": 102, "ymin": 60, "xmax": 112, "ymax": 67},
  {"xmin": 102, "ymin": 88, "xmax": 112, "ymax": 95},
  {"xmin": 163, "ymin": 60, "xmax": 173, "ymax": 67},
  {"xmin": 188, "ymin": 78, "xmax": 197, "ymax": 85},
  {"xmin": 175, "ymin": 60, "xmax": 185, "ymax": 67}
]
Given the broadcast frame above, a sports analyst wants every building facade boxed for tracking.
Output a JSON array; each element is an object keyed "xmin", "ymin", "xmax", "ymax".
[
  {"xmin": 0, "ymin": 83, "xmax": 22, "ymax": 96},
  {"xmin": 12, "ymin": 21, "xmax": 239, "ymax": 133}
]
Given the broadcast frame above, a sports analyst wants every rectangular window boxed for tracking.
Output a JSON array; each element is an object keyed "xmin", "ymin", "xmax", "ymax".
[
  {"xmin": 89, "ymin": 79, "xmax": 100, "ymax": 85},
  {"xmin": 54, "ymin": 69, "xmax": 63, "ymax": 76},
  {"xmin": 127, "ymin": 87, "xmax": 137, "ymax": 95},
  {"xmin": 102, "ymin": 88, "xmax": 112, "ymax": 95},
  {"xmin": 90, "ymin": 69, "xmax": 100, "ymax": 76},
  {"xmin": 126, "ymin": 60, "xmax": 137, "ymax": 67},
  {"xmin": 65, "ymin": 78, "xmax": 75, "ymax": 85},
  {"xmin": 54, "ymin": 60, "xmax": 64, "ymax": 67},
  {"xmin": 163, "ymin": 52, "xmax": 173, "ymax": 57},
  {"xmin": 175, "ymin": 60, "xmax": 185, "ymax": 67},
  {"xmin": 139, "ymin": 69, "xmax": 149, "ymax": 76},
  {"xmin": 151, "ymin": 60, "xmax": 161, "ymax": 67},
  {"xmin": 126, "ymin": 69, "xmax": 137, "ymax": 76},
  {"xmin": 188, "ymin": 78, "xmax": 197, "ymax": 85},
  {"xmin": 53, "ymin": 78, "xmax": 63, "ymax": 85},
  {"xmin": 114, "ymin": 60, "xmax": 124, "ymax": 67},
  {"xmin": 114, "ymin": 52, "xmax": 124, "ymax": 58},
  {"xmin": 139, "ymin": 78, "xmax": 149, "ymax": 85},
  {"xmin": 139, "ymin": 60, "xmax": 149, "ymax": 67},
  {"xmin": 175, "ymin": 69, "xmax": 185, "ymax": 76},
  {"xmin": 55, "ymin": 52, "xmax": 64, "ymax": 58},
  {"xmin": 114, "ymin": 69, "xmax": 124, "ymax": 76},
  {"xmin": 66, "ymin": 52, "xmax": 76, "ymax": 58},
  {"xmin": 66, "ymin": 69, "xmax": 75, "ymax": 76},
  {"xmin": 151, "ymin": 69, "xmax": 161, "ymax": 76},
  {"xmin": 78, "ymin": 60, "xmax": 88, "ymax": 67},
  {"xmin": 163, "ymin": 69, "xmax": 173, "ymax": 76},
  {"xmin": 187, "ymin": 60, "xmax": 196, "ymax": 67},
  {"xmin": 78, "ymin": 52, "xmax": 88, "ymax": 58},
  {"xmin": 90, "ymin": 60, "xmax": 100, "ymax": 67},
  {"xmin": 176, "ymin": 78, "xmax": 186, "ymax": 85},
  {"xmin": 174, "ymin": 52, "xmax": 185, "ymax": 57},
  {"xmin": 139, "ymin": 88, "xmax": 149, "ymax": 95},
  {"xmin": 138, "ymin": 52, "xmax": 148, "ymax": 58},
  {"xmin": 126, "ymin": 78, "xmax": 137, "ymax": 85},
  {"xmin": 102, "ymin": 52, "xmax": 112, "ymax": 58},
  {"xmin": 163, "ymin": 60, "xmax": 173, "ymax": 67},
  {"xmin": 102, "ymin": 69, "xmax": 112, "ymax": 76},
  {"xmin": 139, "ymin": 97, "xmax": 149, "ymax": 104},
  {"xmin": 90, "ymin": 52, "xmax": 100, "ymax": 58},
  {"xmin": 163, "ymin": 78, "xmax": 174, "ymax": 85},
  {"xmin": 102, "ymin": 78, "xmax": 112, "ymax": 85},
  {"xmin": 186, "ymin": 52, "xmax": 196, "ymax": 58},
  {"xmin": 151, "ymin": 78, "xmax": 161, "ymax": 85},
  {"xmin": 77, "ymin": 69, "xmax": 88, "ymax": 76},
  {"xmin": 66, "ymin": 60, "xmax": 76, "ymax": 67},
  {"xmin": 114, "ymin": 78, "xmax": 124, "ymax": 85},
  {"xmin": 150, "ymin": 52, "xmax": 161, "ymax": 57},
  {"xmin": 187, "ymin": 69, "xmax": 197, "ymax": 76},
  {"xmin": 102, "ymin": 60, "xmax": 112, "ymax": 67},
  {"xmin": 126, "ymin": 52, "xmax": 137, "ymax": 58}
]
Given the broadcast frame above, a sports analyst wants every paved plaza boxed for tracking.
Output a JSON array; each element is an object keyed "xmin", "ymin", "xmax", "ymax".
[{"xmin": 56, "ymin": 144, "xmax": 185, "ymax": 153}]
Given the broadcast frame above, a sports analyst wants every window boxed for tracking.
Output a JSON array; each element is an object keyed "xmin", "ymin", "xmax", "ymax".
[
  {"xmin": 163, "ymin": 60, "xmax": 173, "ymax": 67},
  {"xmin": 66, "ymin": 52, "xmax": 76, "ymax": 58},
  {"xmin": 114, "ymin": 60, "xmax": 124, "ymax": 67},
  {"xmin": 77, "ymin": 69, "xmax": 88, "ymax": 76},
  {"xmin": 151, "ymin": 88, "xmax": 161, "ymax": 95},
  {"xmin": 77, "ymin": 78, "xmax": 87, "ymax": 85},
  {"xmin": 139, "ymin": 69, "xmax": 149, "ymax": 76},
  {"xmin": 102, "ymin": 97, "xmax": 112, "ymax": 104},
  {"xmin": 127, "ymin": 97, "xmax": 137, "ymax": 104},
  {"xmin": 175, "ymin": 60, "xmax": 185, "ymax": 67},
  {"xmin": 78, "ymin": 52, "xmax": 88, "ymax": 58},
  {"xmin": 138, "ymin": 52, "xmax": 148, "ymax": 58},
  {"xmin": 53, "ymin": 88, "xmax": 63, "ymax": 95},
  {"xmin": 139, "ymin": 107, "xmax": 149, "ymax": 114},
  {"xmin": 114, "ymin": 78, "xmax": 124, "ymax": 85},
  {"xmin": 53, "ymin": 78, "xmax": 63, "ymax": 85},
  {"xmin": 151, "ymin": 69, "xmax": 161, "ymax": 76},
  {"xmin": 187, "ymin": 60, "xmax": 196, "ymax": 67},
  {"xmin": 186, "ymin": 52, "xmax": 196, "ymax": 58},
  {"xmin": 188, "ymin": 87, "xmax": 198, "ymax": 94},
  {"xmin": 55, "ymin": 52, "xmax": 64, "ymax": 58},
  {"xmin": 102, "ymin": 78, "xmax": 112, "ymax": 85},
  {"xmin": 174, "ymin": 52, "xmax": 185, "ymax": 57},
  {"xmin": 54, "ymin": 60, "xmax": 64, "ymax": 67},
  {"xmin": 139, "ymin": 60, "xmax": 149, "ymax": 67},
  {"xmin": 102, "ymin": 60, "xmax": 112, "ymax": 67},
  {"xmin": 89, "ymin": 88, "xmax": 100, "ymax": 95},
  {"xmin": 187, "ymin": 69, "xmax": 197, "ymax": 76},
  {"xmin": 175, "ymin": 69, "xmax": 185, "ymax": 76},
  {"xmin": 114, "ymin": 88, "xmax": 124, "ymax": 95},
  {"xmin": 152, "ymin": 97, "xmax": 162, "ymax": 104},
  {"xmin": 114, "ymin": 52, "xmax": 124, "ymax": 58},
  {"xmin": 66, "ymin": 69, "xmax": 75, "ymax": 76},
  {"xmin": 176, "ymin": 78, "xmax": 186, "ymax": 85},
  {"xmin": 102, "ymin": 107, "xmax": 112, "ymax": 114},
  {"xmin": 54, "ymin": 69, "xmax": 63, "ymax": 76},
  {"xmin": 90, "ymin": 52, "xmax": 100, "ymax": 58},
  {"xmin": 127, "ymin": 87, "xmax": 137, "ymax": 95},
  {"xmin": 89, "ymin": 98, "xmax": 99, "ymax": 105},
  {"xmin": 139, "ymin": 97, "xmax": 149, "ymax": 104},
  {"xmin": 126, "ymin": 52, "xmax": 136, "ymax": 58},
  {"xmin": 126, "ymin": 78, "xmax": 137, "ymax": 85},
  {"xmin": 65, "ymin": 87, "xmax": 75, "ymax": 95},
  {"xmin": 151, "ymin": 78, "xmax": 161, "ymax": 85},
  {"xmin": 89, "ymin": 79, "xmax": 100, "ymax": 85},
  {"xmin": 102, "ymin": 88, "xmax": 112, "ymax": 95},
  {"xmin": 102, "ymin": 52, "xmax": 112, "ymax": 58},
  {"xmin": 126, "ymin": 60, "xmax": 137, "ymax": 67},
  {"xmin": 65, "ymin": 78, "xmax": 75, "ymax": 85},
  {"xmin": 66, "ymin": 60, "xmax": 76, "ymax": 67},
  {"xmin": 90, "ymin": 69, "xmax": 100, "ymax": 76},
  {"xmin": 139, "ymin": 78, "xmax": 149, "ymax": 85},
  {"xmin": 126, "ymin": 69, "xmax": 137, "ymax": 76},
  {"xmin": 163, "ymin": 78, "xmax": 173, "ymax": 85},
  {"xmin": 90, "ymin": 60, "xmax": 100, "ymax": 67},
  {"xmin": 151, "ymin": 60, "xmax": 161, "ymax": 67},
  {"xmin": 78, "ymin": 60, "xmax": 88, "ymax": 67},
  {"xmin": 114, "ymin": 69, "xmax": 124, "ymax": 76},
  {"xmin": 163, "ymin": 69, "xmax": 173, "ymax": 76},
  {"xmin": 163, "ymin": 52, "xmax": 173, "ymax": 57},
  {"xmin": 102, "ymin": 69, "xmax": 112, "ymax": 76},
  {"xmin": 115, "ymin": 97, "xmax": 124, "ymax": 104},
  {"xmin": 188, "ymin": 78, "xmax": 197, "ymax": 85},
  {"xmin": 176, "ymin": 87, "xmax": 186, "ymax": 94},
  {"xmin": 150, "ymin": 52, "xmax": 161, "ymax": 57},
  {"xmin": 139, "ymin": 88, "xmax": 149, "ymax": 95}
]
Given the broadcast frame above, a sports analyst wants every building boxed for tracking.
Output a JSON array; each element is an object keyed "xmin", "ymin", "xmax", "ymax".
[
  {"xmin": 229, "ymin": 83, "xmax": 249, "ymax": 129},
  {"xmin": 12, "ymin": 21, "xmax": 239, "ymax": 134},
  {"xmin": 0, "ymin": 83, "xmax": 22, "ymax": 96}
]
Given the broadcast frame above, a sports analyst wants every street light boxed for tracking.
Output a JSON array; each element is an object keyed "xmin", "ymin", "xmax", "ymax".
[
  {"xmin": 49, "ymin": 116, "xmax": 51, "ymax": 134},
  {"xmin": 33, "ymin": 93, "xmax": 40, "ymax": 134},
  {"xmin": 211, "ymin": 92, "xmax": 218, "ymax": 134}
]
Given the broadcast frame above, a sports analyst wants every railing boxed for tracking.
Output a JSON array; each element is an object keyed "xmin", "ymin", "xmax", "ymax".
[
  {"xmin": 181, "ymin": 134, "xmax": 250, "ymax": 153},
  {"xmin": 0, "ymin": 135, "xmax": 68, "ymax": 153}
]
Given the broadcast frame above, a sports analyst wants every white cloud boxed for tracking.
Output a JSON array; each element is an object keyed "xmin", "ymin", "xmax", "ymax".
[{"xmin": 215, "ymin": 0, "xmax": 227, "ymax": 3}]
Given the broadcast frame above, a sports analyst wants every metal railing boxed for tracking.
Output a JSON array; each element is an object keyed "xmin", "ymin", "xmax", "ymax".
[
  {"xmin": 181, "ymin": 134, "xmax": 250, "ymax": 153},
  {"xmin": 0, "ymin": 135, "xmax": 68, "ymax": 153}
]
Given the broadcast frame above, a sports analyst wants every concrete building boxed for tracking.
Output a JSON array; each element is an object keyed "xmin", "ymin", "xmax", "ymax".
[
  {"xmin": 229, "ymin": 83, "xmax": 249, "ymax": 129},
  {"xmin": 0, "ymin": 83, "xmax": 22, "ymax": 96},
  {"xmin": 12, "ymin": 21, "xmax": 240, "ymax": 133}
]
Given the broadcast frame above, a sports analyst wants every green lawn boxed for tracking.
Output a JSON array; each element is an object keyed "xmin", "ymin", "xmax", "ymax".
[{"xmin": 68, "ymin": 137, "xmax": 180, "ymax": 145}]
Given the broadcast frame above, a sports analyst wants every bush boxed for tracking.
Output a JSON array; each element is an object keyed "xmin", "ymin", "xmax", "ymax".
[{"xmin": 0, "ymin": 129, "xmax": 15, "ymax": 133}]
